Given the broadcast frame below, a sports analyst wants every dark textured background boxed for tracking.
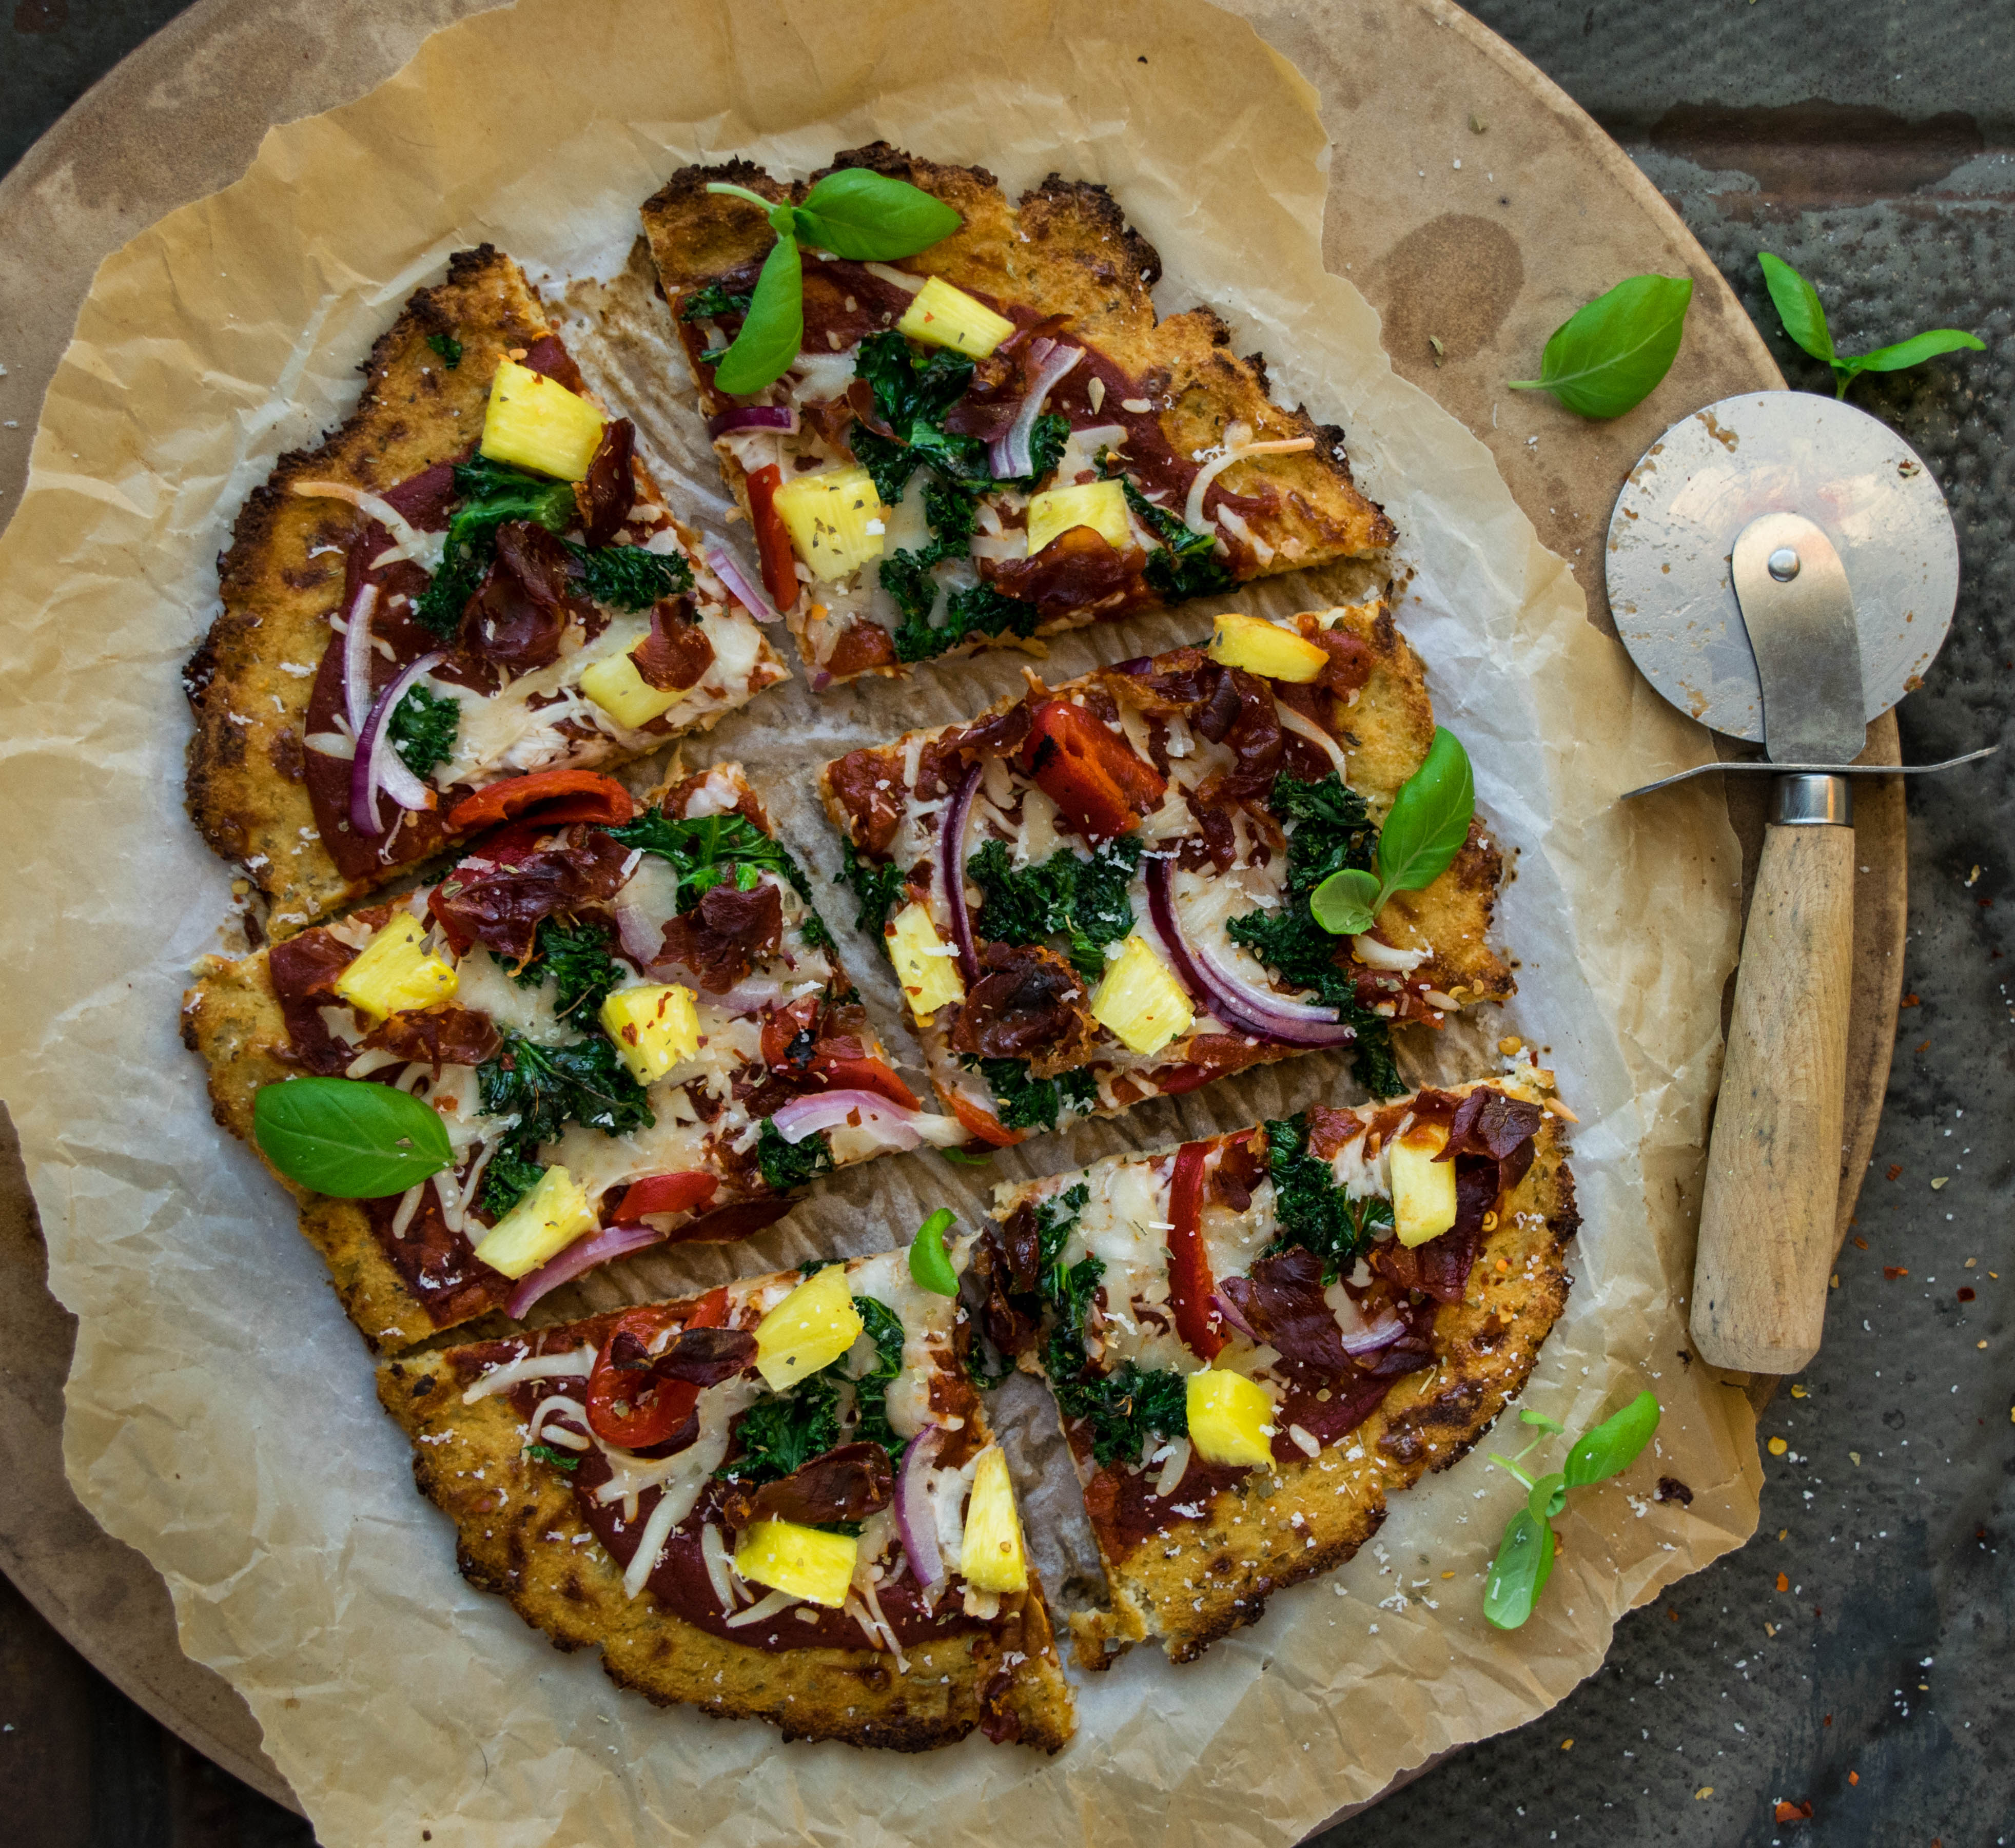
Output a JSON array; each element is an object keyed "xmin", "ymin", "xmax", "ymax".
[{"xmin": 3, "ymin": 1, "xmax": 2009, "ymax": 1841}]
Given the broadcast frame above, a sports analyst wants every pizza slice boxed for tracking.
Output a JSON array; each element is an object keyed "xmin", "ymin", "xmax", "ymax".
[
  {"xmin": 186, "ymin": 244, "xmax": 789, "ymax": 937},
  {"xmin": 183, "ymin": 763, "xmax": 963, "ymax": 1352},
  {"xmin": 639, "ymin": 144, "xmax": 1394, "ymax": 685},
  {"xmin": 378, "ymin": 1244, "xmax": 1075, "ymax": 1751},
  {"xmin": 818, "ymin": 604, "xmax": 1514, "ymax": 1144},
  {"xmin": 973, "ymin": 1072, "xmax": 1577, "ymax": 1667}
]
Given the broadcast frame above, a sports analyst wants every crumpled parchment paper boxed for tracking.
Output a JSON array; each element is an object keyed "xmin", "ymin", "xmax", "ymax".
[{"xmin": 0, "ymin": 0, "xmax": 1760, "ymax": 1839}]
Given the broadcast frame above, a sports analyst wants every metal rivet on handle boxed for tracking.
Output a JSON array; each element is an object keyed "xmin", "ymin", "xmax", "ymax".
[{"xmin": 1768, "ymin": 547, "xmax": 1801, "ymax": 582}]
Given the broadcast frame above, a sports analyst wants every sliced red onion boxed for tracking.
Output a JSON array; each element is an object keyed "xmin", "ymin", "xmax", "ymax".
[
  {"xmin": 614, "ymin": 855, "xmax": 683, "ymax": 965},
  {"xmin": 341, "ymin": 581, "xmax": 380, "ymax": 732},
  {"xmin": 704, "ymin": 544, "xmax": 779, "ymax": 623},
  {"xmin": 937, "ymin": 761, "xmax": 983, "ymax": 984},
  {"xmin": 771, "ymin": 1089, "xmax": 966, "ymax": 1153},
  {"xmin": 1144, "ymin": 855, "xmax": 1359, "ymax": 1048},
  {"xmin": 712, "ymin": 974, "xmax": 785, "ymax": 1016},
  {"xmin": 350, "ymin": 652, "xmax": 445, "ymax": 837},
  {"xmin": 1339, "ymin": 1312, "xmax": 1407, "ymax": 1355},
  {"xmin": 1209, "ymin": 1289, "xmax": 1260, "ymax": 1343},
  {"xmin": 894, "ymin": 1426, "xmax": 945, "ymax": 1590},
  {"xmin": 504, "ymin": 1222, "xmax": 667, "ymax": 1320},
  {"xmin": 989, "ymin": 342, "xmax": 1082, "ymax": 479},
  {"xmin": 706, "ymin": 404, "xmax": 800, "ymax": 439}
]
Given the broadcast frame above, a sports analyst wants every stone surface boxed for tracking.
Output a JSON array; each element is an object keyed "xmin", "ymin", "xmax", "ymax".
[{"xmin": 2, "ymin": 0, "xmax": 2009, "ymax": 1842}]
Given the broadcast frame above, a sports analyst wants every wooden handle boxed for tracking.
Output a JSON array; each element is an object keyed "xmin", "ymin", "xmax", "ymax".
[{"xmin": 1691, "ymin": 819, "xmax": 1855, "ymax": 1373}]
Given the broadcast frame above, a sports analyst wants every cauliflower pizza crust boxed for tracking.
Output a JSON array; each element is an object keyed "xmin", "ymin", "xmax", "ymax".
[
  {"xmin": 641, "ymin": 144, "xmax": 1394, "ymax": 683},
  {"xmin": 378, "ymin": 1250, "xmax": 1075, "ymax": 1750},
  {"xmin": 981, "ymin": 1075, "xmax": 1576, "ymax": 1667},
  {"xmin": 186, "ymin": 245, "xmax": 787, "ymax": 937},
  {"xmin": 818, "ymin": 603, "xmax": 1514, "ymax": 1144},
  {"xmin": 182, "ymin": 763, "xmax": 947, "ymax": 1352}
]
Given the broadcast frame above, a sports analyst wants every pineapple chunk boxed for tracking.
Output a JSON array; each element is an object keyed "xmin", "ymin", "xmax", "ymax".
[
  {"xmin": 1025, "ymin": 478, "xmax": 1132, "ymax": 557},
  {"xmin": 479, "ymin": 358, "xmax": 605, "ymax": 482},
  {"xmin": 579, "ymin": 650, "xmax": 683, "ymax": 730},
  {"xmin": 772, "ymin": 465, "xmax": 887, "ymax": 582},
  {"xmin": 733, "ymin": 1518, "xmax": 858, "ymax": 1608},
  {"xmin": 1207, "ymin": 612, "xmax": 1329, "ymax": 684},
  {"xmin": 333, "ymin": 913, "xmax": 458, "ymax": 1022},
  {"xmin": 471, "ymin": 1164, "xmax": 596, "ymax": 1279},
  {"xmin": 886, "ymin": 901, "xmax": 965, "ymax": 1023},
  {"xmin": 958, "ymin": 1446, "xmax": 1028, "ymax": 1592},
  {"xmin": 753, "ymin": 1264, "xmax": 863, "ymax": 1391},
  {"xmin": 1186, "ymin": 1368, "xmax": 1276, "ymax": 1467},
  {"xmin": 1090, "ymin": 934, "xmax": 1194, "ymax": 1055},
  {"xmin": 1389, "ymin": 1122, "xmax": 1458, "ymax": 1247},
  {"xmin": 599, "ymin": 983, "xmax": 699, "ymax": 1085},
  {"xmin": 895, "ymin": 275, "xmax": 1016, "ymax": 359}
]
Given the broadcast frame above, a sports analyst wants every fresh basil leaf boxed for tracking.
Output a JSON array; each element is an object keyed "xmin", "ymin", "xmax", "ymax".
[
  {"xmin": 1482, "ymin": 1505, "xmax": 1556, "ymax": 1630},
  {"xmin": 1846, "ymin": 326, "xmax": 1986, "ymax": 378},
  {"xmin": 794, "ymin": 169, "xmax": 961, "ymax": 261},
  {"xmin": 1519, "ymin": 1408, "xmax": 1566, "ymax": 1435},
  {"xmin": 1563, "ymin": 1389, "xmax": 1661, "ymax": 1489},
  {"xmin": 1508, "ymin": 274, "xmax": 1693, "ymax": 419},
  {"xmin": 712, "ymin": 232, "xmax": 803, "ymax": 396},
  {"xmin": 1528, "ymin": 1469, "xmax": 1568, "ymax": 1521},
  {"xmin": 1377, "ymin": 727, "xmax": 1474, "ymax": 895},
  {"xmin": 909, "ymin": 1208, "xmax": 960, "ymax": 1296},
  {"xmin": 1308, "ymin": 866, "xmax": 1381, "ymax": 936},
  {"xmin": 1756, "ymin": 252, "xmax": 1834, "ymax": 365},
  {"xmin": 938, "ymin": 1146, "xmax": 993, "ymax": 1166},
  {"xmin": 253, "ymin": 1077, "xmax": 453, "ymax": 1199}
]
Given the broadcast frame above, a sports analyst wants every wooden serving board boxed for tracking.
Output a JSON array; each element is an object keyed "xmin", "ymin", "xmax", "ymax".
[{"xmin": 0, "ymin": 0, "xmax": 1904, "ymax": 1815}]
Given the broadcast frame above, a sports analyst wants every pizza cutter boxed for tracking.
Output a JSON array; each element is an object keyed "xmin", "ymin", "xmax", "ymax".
[{"xmin": 1606, "ymin": 392, "xmax": 1994, "ymax": 1375}]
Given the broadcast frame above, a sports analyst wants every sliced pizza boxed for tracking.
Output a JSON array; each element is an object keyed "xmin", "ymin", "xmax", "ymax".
[
  {"xmin": 640, "ymin": 144, "xmax": 1394, "ymax": 685},
  {"xmin": 973, "ymin": 1072, "xmax": 1577, "ymax": 1667},
  {"xmin": 378, "ymin": 1245, "xmax": 1075, "ymax": 1751},
  {"xmin": 818, "ymin": 604, "xmax": 1514, "ymax": 1143},
  {"xmin": 183, "ymin": 763, "xmax": 962, "ymax": 1352},
  {"xmin": 186, "ymin": 244, "xmax": 788, "ymax": 937}
]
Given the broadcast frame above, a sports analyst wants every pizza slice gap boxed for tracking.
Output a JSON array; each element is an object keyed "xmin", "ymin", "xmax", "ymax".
[
  {"xmin": 639, "ymin": 144, "xmax": 1394, "ymax": 687},
  {"xmin": 971, "ymin": 1072, "xmax": 1579, "ymax": 1669},
  {"xmin": 183, "ymin": 763, "xmax": 964, "ymax": 1353},
  {"xmin": 186, "ymin": 244, "xmax": 790, "ymax": 938},
  {"xmin": 818, "ymin": 604, "xmax": 1514, "ymax": 1144},
  {"xmin": 378, "ymin": 1244, "xmax": 1076, "ymax": 1752}
]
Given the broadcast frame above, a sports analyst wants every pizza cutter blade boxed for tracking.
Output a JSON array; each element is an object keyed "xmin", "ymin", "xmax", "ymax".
[{"xmin": 1605, "ymin": 393, "xmax": 1992, "ymax": 1377}]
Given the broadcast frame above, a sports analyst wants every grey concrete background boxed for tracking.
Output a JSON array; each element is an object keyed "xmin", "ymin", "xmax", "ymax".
[{"xmin": 2, "ymin": 1, "xmax": 2008, "ymax": 1842}]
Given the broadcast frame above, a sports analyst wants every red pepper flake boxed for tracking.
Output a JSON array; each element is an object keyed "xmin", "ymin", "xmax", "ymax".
[
  {"xmin": 1916, "ymin": 1039, "xmax": 1932, "ymax": 1053},
  {"xmin": 1823, "ymin": 1714, "xmax": 1833, "ymax": 1726},
  {"xmin": 1884, "ymin": 1265, "xmax": 1910, "ymax": 1280},
  {"xmin": 1886, "ymin": 1164, "xmax": 1904, "ymax": 1181},
  {"xmin": 1775, "ymin": 1571, "xmax": 1790, "ymax": 1591},
  {"xmin": 1960, "ymin": 1287, "xmax": 1977, "ymax": 1302},
  {"xmin": 1773, "ymin": 1799, "xmax": 1814, "ymax": 1822},
  {"xmin": 1900, "ymin": 992, "xmax": 1921, "ymax": 1007},
  {"xmin": 1668, "ymin": 1608, "xmax": 1680, "ymax": 1622},
  {"xmin": 1853, "ymin": 1235, "xmax": 1869, "ymax": 1249},
  {"xmin": 1813, "ymin": 1604, "xmax": 1824, "ymax": 1617},
  {"xmin": 1848, "ymin": 1771, "xmax": 1859, "ymax": 1785}
]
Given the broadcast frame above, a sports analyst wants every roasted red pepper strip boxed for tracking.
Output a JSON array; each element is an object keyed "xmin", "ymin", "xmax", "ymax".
[
  {"xmin": 948, "ymin": 1088, "xmax": 1024, "ymax": 1147},
  {"xmin": 1019, "ymin": 698, "xmax": 1167, "ymax": 841},
  {"xmin": 746, "ymin": 463, "xmax": 801, "ymax": 612},
  {"xmin": 614, "ymin": 1171, "xmax": 719, "ymax": 1222},
  {"xmin": 810, "ymin": 1054, "xmax": 923, "ymax": 1112},
  {"xmin": 445, "ymin": 769, "xmax": 636, "ymax": 835},
  {"xmin": 1165, "ymin": 1140, "xmax": 1224, "ymax": 1360},
  {"xmin": 583, "ymin": 1286, "xmax": 729, "ymax": 1449}
]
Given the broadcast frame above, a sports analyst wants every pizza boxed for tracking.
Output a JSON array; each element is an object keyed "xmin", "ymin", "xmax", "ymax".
[
  {"xmin": 818, "ymin": 603, "xmax": 1514, "ymax": 1144},
  {"xmin": 182, "ymin": 763, "xmax": 961, "ymax": 1352},
  {"xmin": 185, "ymin": 244, "xmax": 788, "ymax": 938},
  {"xmin": 972, "ymin": 1073, "xmax": 1577, "ymax": 1667},
  {"xmin": 378, "ymin": 1244, "xmax": 1076, "ymax": 1751},
  {"xmin": 640, "ymin": 144, "xmax": 1394, "ymax": 685}
]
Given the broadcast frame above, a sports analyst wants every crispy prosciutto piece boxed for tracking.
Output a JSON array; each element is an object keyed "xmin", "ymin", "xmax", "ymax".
[
  {"xmin": 981, "ymin": 526, "xmax": 1144, "ymax": 623},
  {"xmin": 460, "ymin": 519, "xmax": 597, "ymax": 671},
  {"xmin": 654, "ymin": 881, "xmax": 785, "ymax": 993},
  {"xmin": 576, "ymin": 417, "xmax": 637, "ymax": 548},
  {"xmin": 583, "ymin": 1291, "xmax": 738, "ymax": 1449},
  {"xmin": 1373, "ymin": 1088, "xmax": 1544, "ymax": 1302},
  {"xmin": 427, "ymin": 826, "xmax": 633, "ymax": 964},
  {"xmin": 719, "ymin": 1442, "xmax": 895, "ymax": 1532},
  {"xmin": 359, "ymin": 1003, "xmax": 501, "ymax": 1072},
  {"xmin": 948, "ymin": 943, "xmax": 1092, "ymax": 1068},
  {"xmin": 266, "ymin": 926, "xmax": 367, "ymax": 1075},
  {"xmin": 630, "ymin": 597, "xmax": 716, "ymax": 692}
]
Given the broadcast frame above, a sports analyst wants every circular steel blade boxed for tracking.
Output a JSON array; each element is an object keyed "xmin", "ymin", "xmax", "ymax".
[{"xmin": 1605, "ymin": 392, "xmax": 1959, "ymax": 744}]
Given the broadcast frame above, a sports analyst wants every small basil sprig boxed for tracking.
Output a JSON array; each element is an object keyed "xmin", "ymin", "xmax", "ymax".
[
  {"xmin": 1483, "ymin": 1392, "xmax": 1661, "ymax": 1630},
  {"xmin": 1309, "ymin": 727, "xmax": 1474, "ymax": 937},
  {"xmin": 705, "ymin": 172, "xmax": 962, "ymax": 395},
  {"xmin": 1757, "ymin": 251, "xmax": 1984, "ymax": 401},
  {"xmin": 909, "ymin": 1208, "xmax": 961, "ymax": 1296},
  {"xmin": 1509, "ymin": 274, "xmax": 1693, "ymax": 418},
  {"xmin": 252, "ymin": 1076, "xmax": 453, "ymax": 1198}
]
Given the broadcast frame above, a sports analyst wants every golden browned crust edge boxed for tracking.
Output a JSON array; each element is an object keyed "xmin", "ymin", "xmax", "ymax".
[
  {"xmin": 1044, "ymin": 1086, "xmax": 1577, "ymax": 1667},
  {"xmin": 376, "ymin": 1307, "xmax": 1077, "ymax": 1750},
  {"xmin": 641, "ymin": 144, "xmax": 1395, "ymax": 680}
]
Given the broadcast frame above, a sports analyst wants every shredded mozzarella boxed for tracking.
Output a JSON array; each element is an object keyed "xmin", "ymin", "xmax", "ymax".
[
  {"xmin": 289, "ymin": 479, "xmax": 445, "ymax": 573},
  {"xmin": 1278, "ymin": 703, "xmax": 1350, "ymax": 778},
  {"xmin": 722, "ymin": 1587, "xmax": 800, "ymax": 1629},
  {"xmin": 699, "ymin": 1522, "xmax": 741, "ymax": 1610},
  {"xmin": 1352, "ymin": 934, "xmax": 1431, "ymax": 973},
  {"xmin": 1183, "ymin": 427, "xmax": 1318, "ymax": 535},
  {"xmin": 1152, "ymin": 1436, "xmax": 1193, "ymax": 1497},
  {"xmin": 461, "ymin": 1343, "xmax": 596, "ymax": 1405}
]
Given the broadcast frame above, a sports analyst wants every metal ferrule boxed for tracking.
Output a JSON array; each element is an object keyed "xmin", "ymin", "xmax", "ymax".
[{"xmin": 1772, "ymin": 772, "xmax": 1853, "ymax": 826}]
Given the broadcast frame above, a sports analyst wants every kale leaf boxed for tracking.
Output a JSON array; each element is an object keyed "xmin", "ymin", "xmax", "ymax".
[
  {"xmin": 387, "ymin": 682, "xmax": 460, "ymax": 779},
  {"xmin": 1262, "ymin": 1112, "xmax": 1390, "ymax": 1281},
  {"xmin": 1102, "ymin": 461, "xmax": 1237, "ymax": 603},
  {"xmin": 720, "ymin": 1371, "xmax": 842, "ymax": 1486},
  {"xmin": 414, "ymin": 458, "xmax": 578, "ymax": 637},
  {"xmin": 855, "ymin": 329, "xmax": 974, "ymax": 432},
  {"xmin": 525, "ymin": 1442, "xmax": 578, "ymax": 1471},
  {"xmin": 510, "ymin": 917, "xmax": 625, "ymax": 1020},
  {"xmin": 849, "ymin": 424, "xmax": 924, "ymax": 506},
  {"xmin": 425, "ymin": 332, "xmax": 462, "ymax": 370},
  {"xmin": 967, "ymin": 834, "xmax": 1142, "ymax": 980},
  {"xmin": 477, "ymin": 1031, "xmax": 654, "ymax": 1144},
  {"xmin": 978, "ymin": 1059, "xmax": 1099, "ymax": 1134},
  {"xmin": 757, "ymin": 1119, "xmax": 834, "ymax": 1194},
  {"xmin": 679, "ymin": 281, "xmax": 753, "ymax": 322},
  {"xmin": 568, "ymin": 542, "xmax": 694, "ymax": 611},
  {"xmin": 479, "ymin": 1136, "xmax": 546, "ymax": 1219},
  {"xmin": 840, "ymin": 837, "xmax": 906, "ymax": 939},
  {"xmin": 1271, "ymin": 771, "xmax": 1377, "ymax": 890},
  {"xmin": 798, "ymin": 906, "xmax": 836, "ymax": 953},
  {"xmin": 849, "ymin": 1294, "xmax": 908, "ymax": 1461},
  {"xmin": 606, "ymin": 809, "xmax": 810, "ymax": 905}
]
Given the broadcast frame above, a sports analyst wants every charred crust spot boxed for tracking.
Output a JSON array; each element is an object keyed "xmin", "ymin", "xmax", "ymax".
[
  {"xmin": 817, "ymin": 140, "xmax": 1000, "ymax": 194},
  {"xmin": 643, "ymin": 157, "xmax": 782, "ymax": 219},
  {"xmin": 1026, "ymin": 174, "xmax": 1163, "ymax": 288}
]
